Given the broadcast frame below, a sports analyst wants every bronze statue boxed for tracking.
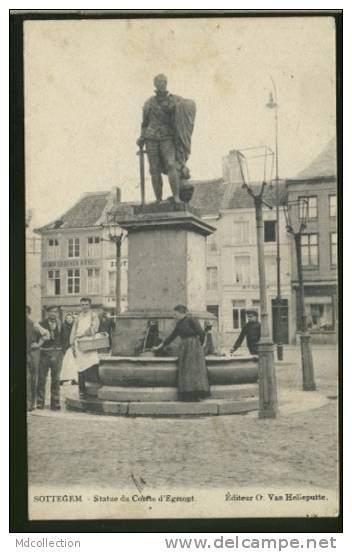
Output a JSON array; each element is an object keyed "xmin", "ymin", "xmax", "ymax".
[{"xmin": 137, "ymin": 74, "xmax": 196, "ymax": 203}]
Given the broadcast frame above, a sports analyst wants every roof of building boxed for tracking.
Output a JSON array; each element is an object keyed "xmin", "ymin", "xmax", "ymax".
[
  {"xmin": 36, "ymin": 177, "xmax": 288, "ymax": 233},
  {"xmin": 295, "ymin": 137, "xmax": 337, "ymax": 180},
  {"xmin": 36, "ymin": 190, "xmax": 138, "ymax": 232},
  {"xmin": 36, "ymin": 191, "xmax": 111, "ymax": 232},
  {"xmin": 189, "ymin": 178, "xmax": 231, "ymax": 215},
  {"xmin": 190, "ymin": 178, "xmax": 287, "ymax": 213},
  {"xmin": 226, "ymin": 181, "xmax": 287, "ymax": 210}
]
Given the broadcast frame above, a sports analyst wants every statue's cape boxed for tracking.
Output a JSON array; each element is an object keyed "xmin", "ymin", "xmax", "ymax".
[{"xmin": 174, "ymin": 98, "xmax": 196, "ymax": 160}]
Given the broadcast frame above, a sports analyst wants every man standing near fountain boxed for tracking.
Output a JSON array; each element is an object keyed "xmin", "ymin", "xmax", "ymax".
[
  {"xmin": 136, "ymin": 74, "xmax": 196, "ymax": 203},
  {"xmin": 230, "ymin": 309, "xmax": 261, "ymax": 356}
]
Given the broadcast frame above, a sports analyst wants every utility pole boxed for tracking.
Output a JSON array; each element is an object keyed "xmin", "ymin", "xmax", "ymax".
[{"xmin": 266, "ymin": 77, "xmax": 283, "ymax": 360}]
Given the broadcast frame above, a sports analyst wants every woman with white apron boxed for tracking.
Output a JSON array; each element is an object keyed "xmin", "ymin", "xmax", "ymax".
[{"xmin": 62, "ymin": 297, "xmax": 100, "ymax": 398}]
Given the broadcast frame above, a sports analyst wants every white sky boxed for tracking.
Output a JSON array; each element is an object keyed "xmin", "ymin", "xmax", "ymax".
[{"xmin": 24, "ymin": 16, "xmax": 336, "ymax": 227}]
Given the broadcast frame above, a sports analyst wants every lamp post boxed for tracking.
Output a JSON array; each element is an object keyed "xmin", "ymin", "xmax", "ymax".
[
  {"xmin": 283, "ymin": 200, "xmax": 316, "ymax": 391},
  {"xmin": 266, "ymin": 77, "xmax": 283, "ymax": 360},
  {"xmin": 105, "ymin": 221, "xmax": 124, "ymax": 316},
  {"xmin": 236, "ymin": 148, "xmax": 278, "ymax": 419}
]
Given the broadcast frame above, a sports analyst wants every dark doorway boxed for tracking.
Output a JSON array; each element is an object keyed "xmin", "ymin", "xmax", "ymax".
[{"xmin": 272, "ymin": 298, "xmax": 289, "ymax": 344}]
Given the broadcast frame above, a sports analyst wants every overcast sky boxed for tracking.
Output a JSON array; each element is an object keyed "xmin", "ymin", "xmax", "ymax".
[{"xmin": 24, "ymin": 16, "xmax": 336, "ymax": 227}]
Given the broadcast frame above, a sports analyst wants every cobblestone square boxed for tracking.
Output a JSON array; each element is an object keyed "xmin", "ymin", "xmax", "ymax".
[{"xmin": 28, "ymin": 347, "xmax": 339, "ymax": 492}]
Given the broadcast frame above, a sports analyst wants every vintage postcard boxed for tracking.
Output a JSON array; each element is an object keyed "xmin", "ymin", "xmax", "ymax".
[{"xmin": 21, "ymin": 12, "xmax": 339, "ymax": 521}]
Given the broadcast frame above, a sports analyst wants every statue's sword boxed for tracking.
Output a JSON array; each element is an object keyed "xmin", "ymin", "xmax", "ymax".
[{"xmin": 137, "ymin": 145, "xmax": 146, "ymax": 205}]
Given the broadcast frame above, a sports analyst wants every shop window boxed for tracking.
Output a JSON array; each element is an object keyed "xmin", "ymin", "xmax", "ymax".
[{"xmin": 306, "ymin": 297, "xmax": 334, "ymax": 331}]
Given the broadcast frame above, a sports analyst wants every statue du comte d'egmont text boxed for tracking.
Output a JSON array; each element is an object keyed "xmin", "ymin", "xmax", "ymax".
[{"xmin": 136, "ymin": 74, "xmax": 196, "ymax": 203}]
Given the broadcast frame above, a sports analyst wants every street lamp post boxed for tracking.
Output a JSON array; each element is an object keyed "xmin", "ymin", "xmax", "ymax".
[
  {"xmin": 236, "ymin": 148, "xmax": 278, "ymax": 419},
  {"xmin": 102, "ymin": 219, "xmax": 124, "ymax": 316},
  {"xmin": 266, "ymin": 77, "xmax": 283, "ymax": 360},
  {"xmin": 283, "ymin": 200, "xmax": 316, "ymax": 391}
]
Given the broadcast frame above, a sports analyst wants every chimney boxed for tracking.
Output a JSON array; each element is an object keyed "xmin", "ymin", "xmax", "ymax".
[
  {"xmin": 110, "ymin": 186, "xmax": 121, "ymax": 203},
  {"xmin": 222, "ymin": 150, "xmax": 243, "ymax": 186}
]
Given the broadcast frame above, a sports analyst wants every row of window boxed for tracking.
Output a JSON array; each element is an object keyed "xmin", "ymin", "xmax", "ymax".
[
  {"xmin": 207, "ymin": 220, "xmax": 277, "ymax": 251},
  {"xmin": 207, "ymin": 255, "xmax": 277, "ymax": 290},
  {"xmin": 299, "ymin": 194, "xmax": 337, "ymax": 220},
  {"xmin": 206, "ymin": 196, "xmax": 337, "ymax": 252},
  {"xmin": 206, "ymin": 232, "xmax": 337, "ymax": 290},
  {"xmin": 47, "ymin": 268, "xmax": 119, "ymax": 296},
  {"xmin": 301, "ymin": 232, "xmax": 337, "ymax": 267},
  {"xmin": 47, "ymin": 236, "xmax": 101, "ymax": 259},
  {"xmin": 211, "ymin": 295, "xmax": 335, "ymax": 333}
]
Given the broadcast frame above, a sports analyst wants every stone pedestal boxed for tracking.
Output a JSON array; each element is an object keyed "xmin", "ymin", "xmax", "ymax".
[{"xmin": 111, "ymin": 204, "xmax": 216, "ymax": 356}]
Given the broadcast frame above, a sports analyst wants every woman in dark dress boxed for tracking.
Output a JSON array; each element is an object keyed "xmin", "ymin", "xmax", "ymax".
[{"xmin": 153, "ymin": 305, "xmax": 210, "ymax": 401}]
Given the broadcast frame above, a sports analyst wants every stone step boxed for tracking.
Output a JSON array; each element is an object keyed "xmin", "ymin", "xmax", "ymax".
[
  {"xmin": 129, "ymin": 398, "xmax": 259, "ymax": 417},
  {"xmin": 98, "ymin": 386, "xmax": 178, "ymax": 402},
  {"xmin": 210, "ymin": 384, "xmax": 257, "ymax": 400},
  {"xmin": 65, "ymin": 396, "xmax": 259, "ymax": 417},
  {"xmin": 208, "ymin": 365, "xmax": 258, "ymax": 385},
  {"xmin": 99, "ymin": 362, "xmax": 258, "ymax": 387},
  {"xmin": 97, "ymin": 383, "xmax": 257, "ymax": 402},
  {"xmin": 99, "ymin": 364, "xmax": 177, "ymax": 387}
]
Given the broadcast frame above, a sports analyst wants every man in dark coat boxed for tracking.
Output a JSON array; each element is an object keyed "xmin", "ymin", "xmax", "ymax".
[
  {"xmin": 37, "ymin": 306, "xmax": 64, "ymax": 410},
  {"xmin": 230, "ymin": 309, "xmax": 261, "ymax": 355},
  {"xmin": 26, "ymin": 306, "xmax": 47, "ymax": 411},
  {"xmin": 99, "ymin": 308, "xmax": 115, "ymax": 351}
]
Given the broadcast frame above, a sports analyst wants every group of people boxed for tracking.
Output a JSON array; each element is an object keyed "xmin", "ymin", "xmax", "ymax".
[
  {"xmin": 26, "ymin": 299, "xmax": 261, "ymax": 410},
  {"xmin": 26, "ymin": 298, "xmax": 115, "ymax": 411}
]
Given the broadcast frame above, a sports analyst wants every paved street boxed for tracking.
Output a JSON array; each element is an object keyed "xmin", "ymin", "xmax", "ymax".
[{"xmin": 28, "ymin": 347, "xmax": 339, "ymax": 491}]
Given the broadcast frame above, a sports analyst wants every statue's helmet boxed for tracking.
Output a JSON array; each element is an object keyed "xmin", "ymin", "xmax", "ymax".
[{"xmin": 153, "ymin": 73, "xmax": 168, "ymax": 86}]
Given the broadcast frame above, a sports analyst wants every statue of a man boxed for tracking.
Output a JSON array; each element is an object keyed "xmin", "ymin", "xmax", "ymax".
[{"xmin": 136, "ymin": 74, "xmax": 196, "ymax": 203}]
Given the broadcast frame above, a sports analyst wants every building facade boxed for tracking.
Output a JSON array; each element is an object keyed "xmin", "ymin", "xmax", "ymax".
[
  {"xmin": 33, "ymin": 142, "xmax": 337, "ymax": 347},
  {"xmin": 286, "ymin": 138, "xmax": 337, "ymax": 344},
  {"xmin": 35, "ymin": 189, "xmax": 130, "ymax": 318},
  {"xmin": 204, "ymin": 205, "xmax": 293, "ymax": 350}
]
